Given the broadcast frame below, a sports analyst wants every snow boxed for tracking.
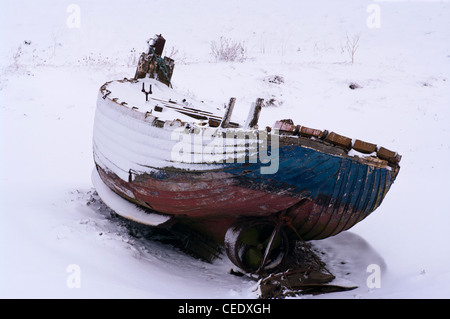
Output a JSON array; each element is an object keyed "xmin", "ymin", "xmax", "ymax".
[
  {"xmin": 105, "ymin": 78, "xmax": 223, "ymax": 118},
  {"xmin": 1, "ymin": 0, "xmax": 450, "ymax": 299}
]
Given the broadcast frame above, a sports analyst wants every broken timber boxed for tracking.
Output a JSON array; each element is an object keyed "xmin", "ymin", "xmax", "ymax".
[
  {"xmin": 220, "ymin": 97, "xmax": 236, "ymax": 128},
  {"xmin": 245, "ymin": 98, "xmax": 263, "ymax": 129}
]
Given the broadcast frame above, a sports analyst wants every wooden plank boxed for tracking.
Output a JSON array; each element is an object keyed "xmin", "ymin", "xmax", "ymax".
[
  {"xmin": 151, "ymin": 97, "xmax": 223, "ymax": 120},
  {"xmin": 377, "ymin": 146, "xmax": 402, "ymax": 164},
  {"xmin": 325, "ymin": 132, "xmax": 352, "ymax": 149},
  {"xmin": 273, "ymin": 119, "xmax": 299, "ymax": 135},
  {"xmin": 353, "ymin": 139, "xmax": 377, "ymax": 154},
  {"xmin": 220, "ymin": 97, "xmax": 236, "ymax": 128},
  {"xmin": 245, "ymin": 98, "xmax": 263, "ymax": 129},
  {"xmin": 299, "ymin": 126, "xmax": 327, "ymax": 139},
  {"xmin": 153, "ymin": 34, "xmax": 166, "ymax": 56},
  {"xmin": 149, "ymin": 96, "xmax": 238, "ymax": 127}
]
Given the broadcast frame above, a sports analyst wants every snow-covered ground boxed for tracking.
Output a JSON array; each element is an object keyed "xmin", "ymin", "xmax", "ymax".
[{"xmin": 1, "ymin": 0, "xmax": 449, "ymax": 299}]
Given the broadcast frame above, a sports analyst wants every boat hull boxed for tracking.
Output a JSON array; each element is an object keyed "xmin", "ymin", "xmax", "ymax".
[
  {"xmin": 93, "ymin": 79, "xmax": 400, "ymax": 243},
  {"xmin": 95, "ymin": 143, "xmax": 396, "ymax": 242}
]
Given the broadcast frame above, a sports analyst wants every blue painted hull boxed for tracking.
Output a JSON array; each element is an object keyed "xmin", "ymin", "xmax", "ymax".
[{"xmin": 96, "ymin": 138, "xmax": 399, "ymax": 241}]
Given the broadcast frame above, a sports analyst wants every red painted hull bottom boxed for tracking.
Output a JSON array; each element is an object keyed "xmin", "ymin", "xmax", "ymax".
[{"xmin": 96, "ymin": 165, "xmax": 373, "ymax": 244}]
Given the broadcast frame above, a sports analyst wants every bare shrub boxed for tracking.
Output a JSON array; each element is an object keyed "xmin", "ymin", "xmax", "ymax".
[
  {"xmin": 210, "ymin": 36, "xmax": 247, "ymax": 62},
  {"xmin": 165, "ymin": 46, "xmax": 179, "ymax": 59},
  {"xmin": 346, "ymin": 34, "xmax": 360, "ymax": 65},
  {"xmin": 126, "ymin": 48, "xmax": 138, "ymax": 67},
  {"xmin": 12, "ymin": 45, "xmax": 23, "ymax": 69},
  {"xmin": 164, "ymin": 46, "xmax": 187, "ymax": 64},
  {"xmin": 6, "ymin": 45, "xmax": 24, "ymax": 72}
]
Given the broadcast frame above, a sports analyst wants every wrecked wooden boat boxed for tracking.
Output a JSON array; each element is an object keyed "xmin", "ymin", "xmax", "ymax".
[{"xmin": 92, "ymin": 34, "xmax": 401, "ymax": 274}]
